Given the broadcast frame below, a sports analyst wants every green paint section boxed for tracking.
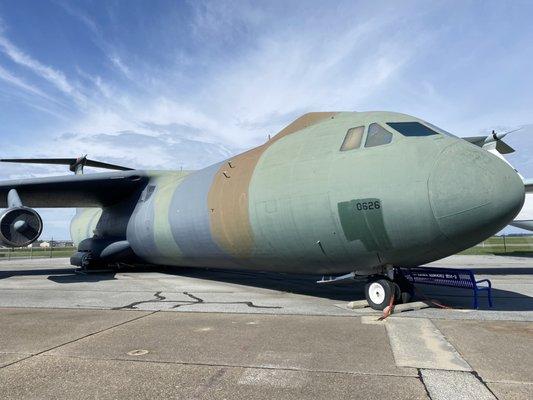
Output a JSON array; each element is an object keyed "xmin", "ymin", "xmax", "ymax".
[
  {"xmin": 428, "ymin": 142, "xmax": 525, "ymax": 249},
  {"xmin": 151, "ymin": 172, "xmax": 188, "ymax": 264},
  {"xmin": 70, "ymin": 208, "xmax": 102, "ymax": 246},
  {"xmin": 337, "ymin": 198, "xmax": 392, "ymax": 251},
  {"xmin": 248, "ymin": 111, "xmax": 456, "ymax": 271},
  {"xmin": 248, "ymin": 113, "xmax": 366, "ymax": 271}
]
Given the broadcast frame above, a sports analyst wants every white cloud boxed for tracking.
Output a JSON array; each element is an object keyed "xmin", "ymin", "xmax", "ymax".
[
  {"xmin": 186, "ymin": 14, "xmax": 419, "ymax": 147},
  {"xmin": 0, "ymin": 63, "xmax": 52, "ymax": 100},
  {"xmin": 0, "ymin": 2, "xmax": 426, "ymax": 153},
  {"xmin": 0, "ymin": 63, "xmax": 72, "ymax": 119},
  {"xmin": 0, "ymin": 34, "xmax": 85, "ymax": 103},
  {"xmin": 109, "ymin": 54, "xmax": 132, "ymax": 79}
]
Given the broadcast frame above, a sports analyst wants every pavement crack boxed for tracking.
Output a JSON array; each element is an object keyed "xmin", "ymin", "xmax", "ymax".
[
  {"xmin": 183, "ymin": 291, "xmax": 204, "ymax": 303},
  {"xmin": 417, "ymin": 369, "xmax": 432, "ymax": 399},
  {"xmin": 470, "ymin": 370, "xmax": 499, "ymax": 399},
  {"xmin": 113, "ymin": 291, "xmax": 282, "ymax": 310},
  {"xmin": 173, "ymin": 292, "xmax": 281, "ymax": 310}
]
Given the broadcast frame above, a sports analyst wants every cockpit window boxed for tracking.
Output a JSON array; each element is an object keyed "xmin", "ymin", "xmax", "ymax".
[
  {"xmin": 365, "ymin": 123, "xmax": 393, "ymax": 148},
  {"xmin": 387, "ymin": 122, "xmax": 439, "ymax": 137},
  {"xmin": 340, "ymin": 126, "xmax": 364, "ymax": 151}
]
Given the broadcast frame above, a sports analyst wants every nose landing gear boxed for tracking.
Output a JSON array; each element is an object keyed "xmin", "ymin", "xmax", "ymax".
[
  {"xmin": 365, "ymin": 279, "xmax": 394, "ymax": 310},
  {"xmin": 364, "ymin": 269, "xmax": 413, "ymax": 310}
]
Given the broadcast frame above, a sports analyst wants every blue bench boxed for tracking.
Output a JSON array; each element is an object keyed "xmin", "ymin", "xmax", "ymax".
[{"xmin": 398, "ymin": 267, "xmax": 493, "ymax": 309}]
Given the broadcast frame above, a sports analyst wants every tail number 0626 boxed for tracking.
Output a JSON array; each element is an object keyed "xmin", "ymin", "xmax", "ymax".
[{"xmin": 355, "ymin": 200, "xmax": 381, "ymax": 211}]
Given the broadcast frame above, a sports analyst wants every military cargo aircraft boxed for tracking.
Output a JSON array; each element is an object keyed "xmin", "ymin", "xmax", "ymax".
[{"xmin": 0, "ymin": 112, "xmax": 528, "ymax": 309}]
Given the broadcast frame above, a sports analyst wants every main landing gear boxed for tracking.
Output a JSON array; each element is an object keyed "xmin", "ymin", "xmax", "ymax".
[{"xmin": 364, "ymin": 269, "xmax": 413, "ymax": 310}]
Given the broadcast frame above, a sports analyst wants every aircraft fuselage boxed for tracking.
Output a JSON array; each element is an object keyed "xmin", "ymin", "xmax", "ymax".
[{"xmin": 70, "ymin": 112, "xmax": 525, "ymax": 275}]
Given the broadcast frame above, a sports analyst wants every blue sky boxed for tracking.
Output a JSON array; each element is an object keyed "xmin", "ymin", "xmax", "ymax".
[{"xmin": 0, "ymin": 0, "xmax": 531, "ymax": 238}]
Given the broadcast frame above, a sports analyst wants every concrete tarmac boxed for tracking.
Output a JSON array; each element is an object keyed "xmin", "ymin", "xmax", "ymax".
[{"xmin": 0, "ymin": 255, "xmax": 531, "ymax": 399}]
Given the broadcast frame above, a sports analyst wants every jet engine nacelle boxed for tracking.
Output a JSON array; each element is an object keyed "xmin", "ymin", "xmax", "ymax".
[{"xmin": 0, "ymin": 206, "xmax": 43, "ymax": 247}]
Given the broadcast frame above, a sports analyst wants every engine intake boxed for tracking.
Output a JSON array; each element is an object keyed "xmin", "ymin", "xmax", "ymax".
[{"xmin": 0, "ymin": 207, "xmax": 43, "ymax": 247}]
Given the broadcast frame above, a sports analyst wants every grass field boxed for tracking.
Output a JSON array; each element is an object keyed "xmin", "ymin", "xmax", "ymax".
[{"xmin": 459, "ymin": 236, "xmax": 533, "ymax": 256}]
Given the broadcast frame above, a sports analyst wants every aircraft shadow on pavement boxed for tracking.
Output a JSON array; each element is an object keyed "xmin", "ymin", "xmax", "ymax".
[
  {"xmin": 0, "ymin": 264, "xmax": 530, "ymax": 311},
  {"xmin": 47, "ymin": 271, "xmax": 117, "ymax": 283},
  {"xmin": 163, "ymin": 266, "xmax": 364, "ymax": 302},
  {"xmin": 0, "ymin": 267, "xmax": 117, "ymax": 283},
  {"xmin": 162, "ymin": 266, "xmax": 533, "ymax": 312},
  {"xmin": 0, "ymin": 267, "xmax": 75, "ymax": 280}
]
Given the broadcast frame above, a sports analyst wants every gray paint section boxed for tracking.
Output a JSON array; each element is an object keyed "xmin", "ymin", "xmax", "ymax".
[
  {"xmin": 385, "ymin": 317, "xmax": 472, "ymax": 371},
  {"xmin": 126, "ymin": 183, "xmax": 158, "ymax": 260},
  {"xmin": 169, "ymin": 163, "xmax": 227, "ymax": 261}
]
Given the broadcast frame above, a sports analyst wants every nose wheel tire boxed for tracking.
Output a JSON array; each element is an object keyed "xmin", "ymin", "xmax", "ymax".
[{"xmin": 365, "ymin": 279, "xmax": 394, "ymax": 310}]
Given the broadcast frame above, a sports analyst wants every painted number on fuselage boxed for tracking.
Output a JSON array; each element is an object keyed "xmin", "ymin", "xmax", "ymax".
[
  {"xmin": 355, "ymin": 200, "xmax": 381, "ymax": 211},
  {"xmin": 337, "ymin": 198, "xmax": 392, "ymax": 252}
]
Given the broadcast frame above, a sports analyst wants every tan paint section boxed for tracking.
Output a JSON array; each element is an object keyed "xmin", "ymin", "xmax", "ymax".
[
  {"xmin": 271, "ymin": 112, "xmax": 338, "ymax": 143},
  {"xmin": 207, "ymin": 146, "xmax": 264, "ymax": 257},
  {"xmin": 208, "ymin": 112, "xmax": 338, "ymax": 257}
]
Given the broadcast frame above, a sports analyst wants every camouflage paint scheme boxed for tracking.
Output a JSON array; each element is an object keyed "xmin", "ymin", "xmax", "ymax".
[{"xmin": 70, "ymin": 111, "xmax": 525, "ymax": 274}]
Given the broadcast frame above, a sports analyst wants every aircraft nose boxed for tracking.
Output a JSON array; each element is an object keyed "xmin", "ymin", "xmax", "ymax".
[{"xmin": 428, "ymin": 142, "xmax": 524, "ymax": 247}]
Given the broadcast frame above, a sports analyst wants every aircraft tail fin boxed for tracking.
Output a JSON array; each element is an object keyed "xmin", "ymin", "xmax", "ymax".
[{"xmin": 0, "ymin": 156, "xmax": 133, "ymax": 175}]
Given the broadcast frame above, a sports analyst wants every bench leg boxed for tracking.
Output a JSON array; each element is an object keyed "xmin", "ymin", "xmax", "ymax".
[{"xmin": 473, "ymin": 288, "xmax": 478, "ymax": 309}]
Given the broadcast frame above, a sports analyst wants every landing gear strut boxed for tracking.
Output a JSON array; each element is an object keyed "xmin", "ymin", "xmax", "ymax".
[{"xmin": 364, "ymin": 269, "xmax": 413, "ymax": 310}]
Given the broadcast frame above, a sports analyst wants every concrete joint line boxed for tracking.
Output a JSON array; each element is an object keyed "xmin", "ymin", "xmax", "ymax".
[
  {"xmin": 32, "ymin": 353, "xmax": 419, "ymax": 379},
  {"xmin": 0, "ymin": 311, "xmax": 158, "ymax": 370},
  {"xmin": 385, "ymin": 317, "xmax": 471, "ymax": 371}
]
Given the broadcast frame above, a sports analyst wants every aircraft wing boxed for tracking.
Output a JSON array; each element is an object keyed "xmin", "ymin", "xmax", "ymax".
[{"xmin": 0, "ymin": 170, "xmax": 149, "ymax": 208}]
